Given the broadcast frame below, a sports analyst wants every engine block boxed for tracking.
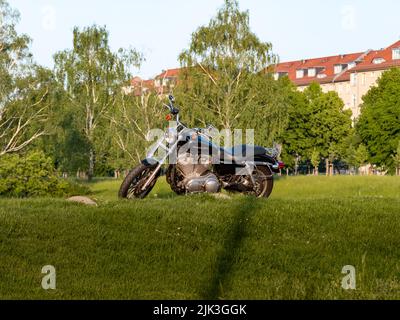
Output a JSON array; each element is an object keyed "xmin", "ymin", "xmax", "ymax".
[{"xmin": 176, "ymin": 153, "xmax": 220, "ymax": 193}]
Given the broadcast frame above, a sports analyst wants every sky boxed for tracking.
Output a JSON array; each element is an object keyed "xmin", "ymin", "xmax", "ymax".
[{"xmin": 7, "ymin": 0, "xmax": 400, "ymax": 79}]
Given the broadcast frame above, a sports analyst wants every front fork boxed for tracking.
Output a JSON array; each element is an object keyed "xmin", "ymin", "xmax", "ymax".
[{"xmin": 141, "ymin": 139, "xmax": 179, "ymax": 191}]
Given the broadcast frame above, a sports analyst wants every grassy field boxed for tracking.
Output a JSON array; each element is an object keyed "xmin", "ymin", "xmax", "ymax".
[{"xmin": 0, "ymin": 175, "xmax": 400, "ymax": 300}]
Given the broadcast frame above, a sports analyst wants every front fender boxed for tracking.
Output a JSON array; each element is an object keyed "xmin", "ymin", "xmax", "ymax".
[{"xmin": 141, "ymin": 158, "xmax": 159, "ymax": 167}]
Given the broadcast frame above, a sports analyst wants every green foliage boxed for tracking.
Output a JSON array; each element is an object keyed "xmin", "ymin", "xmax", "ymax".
[
  {"xmin": 180, "ymin": 0, "xmax": 275, "ymax": 73},
  {"xmin": 108, "ymin": 93, "xmax": 166, "ymax": 169},
  {"xmin": 310, "ymin": 149, "xmax": 320, "ymax": 170},
  {"xmin": 0, "ymin": 0, "xmax": 32, "ymax": 100},
  {"xmin": 280, "ymin": 83, "xmax": 353, "ymax": 168},
  {"xmin": 0, "ymin": 1, "xmax": 50, "ymax": 157},
  {"xmin": 176, "ymin": 0, "xmax": 287, "ymax": 147},
  {"xmin": 53, "ymin": 25, "xmax": 142, "ymax": 178},
  {"xmin": 354, "ymin": 144, "xmax": 368, "ymax": 168},
  {"xmin": 0, "ymin": 150, "xmax": 88, "ymax": 197},
  {"xmin": 393, "ymin": 141, "xmax": 400, "ymax": 174},
  {"xmin": 356, "ymin": 68, "xmax": 400, "ymax": 170}
]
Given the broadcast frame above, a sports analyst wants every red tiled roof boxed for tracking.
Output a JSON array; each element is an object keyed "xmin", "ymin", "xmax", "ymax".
[
  {"xmin": 351, "ymin": 40, "xmax": 400, "ymax": 72},
  {"xmin": 273, "ymin": 40, "xmax": 400, "ymax": 86},
  {"xmin": 156, "ymin": 68, "xmax": 181, "ymax": 79},
  {"xmin": 143, "ymin": 79, "xmax": 155, "ymax": 87}
]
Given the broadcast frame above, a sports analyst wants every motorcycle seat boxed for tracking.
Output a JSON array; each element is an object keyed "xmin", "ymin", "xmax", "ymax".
[{"xmin": 220, "ymin": 145, "xmax": 266, "ymax": 162}]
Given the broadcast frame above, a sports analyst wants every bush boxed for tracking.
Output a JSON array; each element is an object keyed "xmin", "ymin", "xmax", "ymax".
[{"xmin": 0, "ymin": 151, "xmax": 89, "ymax": 197}]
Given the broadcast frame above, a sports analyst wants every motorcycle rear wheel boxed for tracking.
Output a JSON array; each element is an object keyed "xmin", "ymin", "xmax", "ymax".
[
  {"xmin": 248, "ymin": 166, "xmax": 274, "ymax": 198},
  {"xmin": 118, "ymin": 163, "xmax": 160, "ymax": 199}
]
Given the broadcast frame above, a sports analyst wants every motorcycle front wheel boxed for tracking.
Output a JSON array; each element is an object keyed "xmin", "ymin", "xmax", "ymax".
[{"xmin": 118, "ymin": 163, "xmax": 160, "ymax": 199}]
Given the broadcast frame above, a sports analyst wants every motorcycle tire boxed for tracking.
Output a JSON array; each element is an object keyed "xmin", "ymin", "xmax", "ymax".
[
  {"xmin": 118, "ymin": 163, "xmax": 160, "ymax": 199},
  {"xmin": 251, "ymin": 166, "xmax": 274, "ymax": 198}
]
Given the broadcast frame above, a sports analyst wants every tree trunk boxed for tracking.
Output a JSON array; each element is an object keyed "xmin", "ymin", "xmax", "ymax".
[
  {"xmin": 88, "ymin": 148, "xmax": 95, "ymax": 181},
  {"xmin": 325, "ymin": 159, "xmax": 329, "ymax": 176},
  {"xmin": 294, "ymin": 157, "xmax": 299, "ymax": 176}
]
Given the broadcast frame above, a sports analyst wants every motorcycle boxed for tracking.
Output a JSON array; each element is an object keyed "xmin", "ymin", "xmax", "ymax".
[{"xmin": 118, "ymin": 95, "xmax": 284, "ymax": 199}]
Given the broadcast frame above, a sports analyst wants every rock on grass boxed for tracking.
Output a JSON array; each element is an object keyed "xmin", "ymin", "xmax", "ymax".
[{"xmin": 67, "ymin": 196, "xmax": 97, "ymax": 206}]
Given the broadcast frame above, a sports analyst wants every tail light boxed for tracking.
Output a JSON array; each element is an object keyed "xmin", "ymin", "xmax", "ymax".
[{"xmin": 278, "ymin": 161, "xmax": 285, "ymax": 169}]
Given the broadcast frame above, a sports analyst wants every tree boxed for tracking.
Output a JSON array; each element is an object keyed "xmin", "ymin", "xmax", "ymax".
[
  {"xmin": 356, "ymin": 68, "xmax": 400, "ymax": 172},
  {"xmin": 54, "ymin": 25, "xmax": 142, "ymax": 179},
  {"xmin": 108, "ymin": 93, "xmax": 165, "ymax": 171},
  {"xmin": 393, "ymin": 141, "xmax": 400, "ymax": 176},
  {"xmin": 278, "ymin": 88, "xmax": 311, "ymax": 170},
  {"xmin": 280, "ymin": 83, "xmax": 352, "ymax": 175},
  {"xmin": 354, "ymin": 144, "xmax": 369, "ymax": 174},
  {"xmin": 311, "ymin": 149, "xmax": 320, "ymax": 175},
  {"xmin": 0, "ymin": 0, "xmax": 49, "ymax": 157},
  {"xmin": 176, "ymin": 0, "xmax": 284, "ymax": 147}
]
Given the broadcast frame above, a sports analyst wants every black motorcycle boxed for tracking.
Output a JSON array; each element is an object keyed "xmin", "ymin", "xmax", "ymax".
[{"xmin": 119, "ymin": 95, "xmax": 284, "ymax": 199}]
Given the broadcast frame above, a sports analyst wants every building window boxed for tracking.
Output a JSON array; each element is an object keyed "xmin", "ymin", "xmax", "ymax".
[
  {"xmin": 393, "ymin": 48, "xmax": 400, "ymax": 60},
  {"xmin": 373, "ymin": 58, "xmax": 385, "ymax": 64},
  {"xmin": 361, "ymin": 74, "xmax": 366, "ymax": 85},
  {"xmin": 308, "ymin": 68, "xmax": 316, "ymax": 77},
  {"xmin": 296, "ymin": 69, "xmax": 304, "ymax": 79},
  {"xmin": 348, "ymin": 62, "xmax": 356, "ymax": 70},
  {"xmin": 274, "ymin": 72, "xmax": 288, "ymax": 80},
  {"xmin": 334, "ymin": 65, "xmax": 343, "ymax": 74},
  {"xmin": 352, "ymin": 94, "xmax": 357, "ymax": 107}
]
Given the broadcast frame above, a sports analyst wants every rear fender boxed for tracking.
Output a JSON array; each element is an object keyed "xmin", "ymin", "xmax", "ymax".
[{"xmin": 254, "ymin": 155, "xmax": 280, "ymax": 173}]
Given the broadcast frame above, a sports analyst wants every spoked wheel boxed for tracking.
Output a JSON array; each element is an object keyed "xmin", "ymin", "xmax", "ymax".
[
  {"xmin": 118, "ymin": 163, "xmax": 160, "ymax": 199},
  {"xmin": 246, "ymin": 166, "xmax": 274, "ymax": 198}
]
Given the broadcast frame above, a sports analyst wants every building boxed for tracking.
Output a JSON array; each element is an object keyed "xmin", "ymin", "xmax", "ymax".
[
  {"xmin": 127, "ymin": 68, "xmax": 181, "ymax": 97},
  {"xmin": 128, "ymin": 40, "xmax": 400, "ymax": 117},
  {"xmin": 154, "ymin": 68, "xmax": 181, "ymax": 95},
  {"xmin": 274, "ymin": 40, "xmax": 400, "ymax": 120},
  {"xmin": 122, "ymin": 76, "xmax": 155, "ymax": 96}
]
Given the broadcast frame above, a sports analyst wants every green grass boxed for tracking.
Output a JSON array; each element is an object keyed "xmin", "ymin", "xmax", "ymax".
[{"xmin": 0, "ymin": 176, "xmax": 400, "ymax": 300}]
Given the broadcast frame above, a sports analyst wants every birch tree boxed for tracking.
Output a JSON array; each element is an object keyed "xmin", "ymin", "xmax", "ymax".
[
  {"xmin": 54, "ymin": 25, "xmax": 142, "ymax": 179},
  {"xmin": 176, "ymin": 0, "xmax": 281, "ymax": 146},
  {"xmin": 0, "ymin": 0, "xmax": 49, "ymax": 157}
]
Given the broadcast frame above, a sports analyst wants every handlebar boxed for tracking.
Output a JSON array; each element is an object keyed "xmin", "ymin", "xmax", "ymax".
[{"xmin": 163, "ymin": 95, "xmax": 180, "ymax": 115}]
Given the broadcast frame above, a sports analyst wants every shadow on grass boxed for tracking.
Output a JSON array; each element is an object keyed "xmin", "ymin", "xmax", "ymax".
[{"xmin": 200, "ymin": 196, "xmax": 263, "ymax": 300}]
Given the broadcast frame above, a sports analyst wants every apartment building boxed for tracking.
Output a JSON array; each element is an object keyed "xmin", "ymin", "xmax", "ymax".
[
  {"xmin": 128, "ymin": 41, "xmax": 400, "ymax": 120},
  {"xmin": 274, "ymin": 40, "xmax": 400, "ymax": 120}
]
